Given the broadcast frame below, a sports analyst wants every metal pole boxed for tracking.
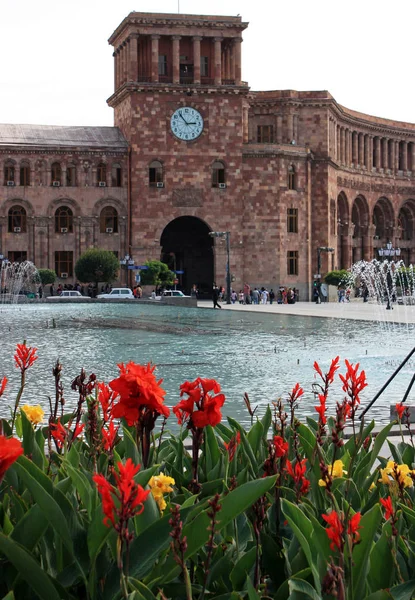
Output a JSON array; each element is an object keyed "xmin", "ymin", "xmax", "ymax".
[
  {"xmin": 226, "ymin": 232, "xmax": 231, "ymax": 304},
  {"xmin": 359, "ymin": 345, "xmax": 415, "ymax": 419}
]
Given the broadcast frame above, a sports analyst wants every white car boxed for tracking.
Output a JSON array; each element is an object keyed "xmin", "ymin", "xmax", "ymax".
[
  {"xmin": 47, "ymin": 290, "xmax": 90, "ymax": 300},
  {"xmin": 97, "ymin": 288, "xmax": 135, "ymax": 299},
  {"xmin": 152, "ymin": 290, "xmax": 191, "ymax": 300}
]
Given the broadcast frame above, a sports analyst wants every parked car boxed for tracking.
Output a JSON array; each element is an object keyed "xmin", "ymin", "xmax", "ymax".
[
  {"xmin": 152, "ymin": 290, "xmax": 191, "ymax": 300},
  {"xmin": 47, "ymin": 290, "xmax": 90, "ymax": 300},
  {"xmin": 97, "ymin": 288, "xmax": 134, "ymax": 299}
]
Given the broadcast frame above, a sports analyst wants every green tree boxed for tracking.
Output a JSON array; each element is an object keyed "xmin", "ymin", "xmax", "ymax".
[
  {"xmin": 37, "ymin": 269, "xmax": 56, "ymax": 286},
  {"xmin": 75, "ymin": 248, "xmax": 119, "ymax": 288},
  {"xmin": 139, "ymin": 260, "xmax": 174, "ymax": 288},
  {"xmin": 324, "ymin": 269, "xmax": 352, "ymax": 288}
]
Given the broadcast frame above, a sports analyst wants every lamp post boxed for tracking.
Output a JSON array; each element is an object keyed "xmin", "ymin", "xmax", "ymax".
[
  {"xmin": 316, "ymin": 246, "xmax": 334, "ymax": 303},
  {"xmin": 209, "ymin": 231, "xmax": 231, "ymax": 304},
  {"xmin": 378, "ymin": 241, "xmax": 401, "ymax": 310},
  {"xmin": 120, "ymin": 254, "xmax": 134, "ymax": 287}
]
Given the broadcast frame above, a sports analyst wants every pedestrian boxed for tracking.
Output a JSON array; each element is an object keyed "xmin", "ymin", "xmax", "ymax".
[
  {"xmin": 252, "ymin": 288, "xmax": 259, "ymax": 304},
  {"xmin": 212, "ymin": 284, "xmax": 222, "ymax": 309},
  {"xmin": 269, "ymin": 289, "xmax": 275, "ymax": 304},
  {"xmin": 50, "ymin": 284, "xmax": 54, "ymax": 296},
  {"xmin": 243, "ymin": 282, "xmax": 251, "ymax": 304},
  {"xmin": 238, "ymin": 290, "xmax": 244, "ymax": 304},
  {"xmin": 231, "ymin": 290, "xmax": 237, "ymax": 303}
]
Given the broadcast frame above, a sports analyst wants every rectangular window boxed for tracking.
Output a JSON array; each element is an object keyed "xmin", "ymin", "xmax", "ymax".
[
  {"xmin": 287, "ymin": 251, "xmax": 299, "ymax": 276},
  {"xmin": 66, "ymin": 166, "xmax": 76, "ymax": 187},
  {"xmin": 158, "ymin": 55, "xmax": 167, "ymax": 76},
  {"xmin": 257, "ymin": 125, "xmax": 274, "ymax": 143},
  {"xmin": 8, "ymin": 251, "xmax": 27, "ymax": 263},
  {"xmin": 201, "ymin": 56, "xmax": 209, "ymax": 77},
  {"xmin": 55, "ymin": 251, "xmax": 73, "ymax": 277},
  {"xmin": 287, "ymin": 208, "xmax": 298, "ymax": 233}
]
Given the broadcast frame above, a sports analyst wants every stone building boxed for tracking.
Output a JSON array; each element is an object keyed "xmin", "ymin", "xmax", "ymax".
[{"xmin": 1, "ymin": 11, "xmax": 415, "ymax": 299}]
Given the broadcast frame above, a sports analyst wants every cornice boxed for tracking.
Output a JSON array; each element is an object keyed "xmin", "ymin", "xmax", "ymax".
[{"xmin": 0, "ymin": 148, "xmax": 127, "ymax": 157}]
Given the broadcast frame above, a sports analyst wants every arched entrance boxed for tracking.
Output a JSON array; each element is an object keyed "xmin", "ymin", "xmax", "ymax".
[{"xmin": 159, "ymin": 216, "xmax": 213, "ymax": 295}]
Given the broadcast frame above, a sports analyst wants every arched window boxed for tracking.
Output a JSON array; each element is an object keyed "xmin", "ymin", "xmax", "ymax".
[
  {"xmin": 288, "ymin": 165, "xmax": 296, "ymax": 190},
  {"xmin": 8, "ymin": 205, "xmax": 27, "ymax": 233},
  {"xmin": 100, "ymin": 206, "xmax": 119, "ymax": 233},
  {"xmin": 51, "ymin": 162, "xmax": 61, "ymax": 186},
  {"xmin": 149, "ymin": 161, "xmax": 163, "ymax": 187},
  {"xmin": 111, "ymin": 163, "xmax": 122, "ymax": 187},
  {"xmin": 20, "ymin": 162, "xmax": 30, "ymax": 186},
  {"xmin": 66, "ymin": 164, "xmax": 76, "ymax": 187},
  {"xmin": 212, "ymin": 161, "xmax": 225, "ymax": 188},
  {"xmin": 55, "ymin": 206, "xmax": 73, "ymax": 233},
  {"xmin": 4, "ymin": 162, "xmax": 15, "ymax": 186},
  {"xmin": 97, "ymin": 163, "xmax": 107, "ymax": 186}
]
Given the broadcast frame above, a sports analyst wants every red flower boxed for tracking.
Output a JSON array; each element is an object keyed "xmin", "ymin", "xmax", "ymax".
[
  {"xmin": 102, "ymin": 419, "xmax": 119, "ymax": 451},
  {"xmin": 315, "ymin": 394, "xmax": 327, "ymax": 425},
  {"xmin": 14, "ymin": 342, "xmax": 38, "ymax": 372},
  {"xmin": 173, "ymin": 377, "xmax": 225, "ymax": 429},
  {"xmin": 93, "ymin": 459, "xmax": 150, "ymax": 530},
  {"xmin": 286, "ymin": 459, "xmax": 310, "ymax": 496},
  {"xmin": 0, "ymin": 435, "xmax": 23, "ymax": 479},
  {"xmin": 50, "ymin": 419, "xmax": 67, "ymax": 449},
  {"xmin": 98, "ymin": 382, "xmax": 119, "ymax": 421},
  {"xmin": 0, "ymin": 377, "xmax": 7, "ymax": 397},
  {"xmin": 348, "ymin": 512, "xmax": 362, "ymax": 545},
  {"xmin": 380, "ymin": 496, "xmax": 394, "ymax": 521},
  {"xmin": 72, "ymin": 423, "xmax": 84, "ymax": 440},
  {"xmin": 395, "ymin": 403, "xmax": 405, "ymax": 420},
  {"xmin": 224, "ymin": 431, "xmax": 241, "ymax": 462},
  {"xmin": 110, "ymin": 362, "xmax": 169, "ymax": 425},
  {"xmin": 289, "ymin": 383, "xmax": 304, "ymax": 403},
  {"xmin": 273, "ymin": 435, "xmax": 288, "ymax": 457},
  {"xmin": 322, "ymin": 510, "xmax": 343, "ymax": 552},
  {"xmin": 339, "ymin": 360, "xmax": 368, "ymax": 407}
]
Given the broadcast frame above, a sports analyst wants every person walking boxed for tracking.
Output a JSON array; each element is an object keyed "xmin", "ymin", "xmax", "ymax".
[
  {"xmin": 243, "ymin": 282, "xmax": 251, "ymax": 305},
  {"xmin": 269, "ymin": 289, "xmax": 275, "ymax": 304},
  {"xmin": 212, "ymin": 284, "xmax": 222, "ymax": 309}
]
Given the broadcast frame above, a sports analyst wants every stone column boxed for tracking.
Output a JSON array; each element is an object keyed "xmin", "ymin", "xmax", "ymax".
[
  {"xmin": 193, "ymin": 36, "xmax": 201, "ymax": 84},
  {"xmin": 30, "ymin": 165, "xmax": 35, "ymax": 187},
  {"xmin": 276, "ymin": 116, "xmax": 282, "ymax": 143},
  {"xmin": 214, "ymin": 38, "xmax": 222, "ymax": 85},
  {"xmin": 374, "ymin": 137, "xmax": 381, "ymax": 169},
  {"xmin": 113, "ymin": 51, "xmax": 118, "ymax": 90},
  {"xmin": 61, "ymin": 166, "xmax": 66, "ymax": 188},
  {"xmin": 352, "ymin": 132, "xmax": 357, "ymax": 165},
  {"xmin": 402, "ymin": 141, "xmax": 408, "ymax": 171},
  {"xmin": 233, "ymin": 37, "xmax": 242, "ymax": 84},
  {"xmin": 411, "ymin": 142, "xmax": 415, "ymax": 172},
  {"xmin": 341, "ymin": 128, "xmax": 346, "ymax": 164},
  {"xmin": 172, "ymin": 35, "xmax": 181, "ymax": 84},
  {"xmin": 358, "ymin": 133, "xmax": 364, "ymax": 166},
  {"xmin": 129, "ymin": 34, "xmax": 139, "ymax": 82},
  {"xmin": 151, "ymin": 35, "xmax": 160, "ymax": 83},
  {"xmin": 382, "ymin": 138, "xmax": 388, "ymax": 170},
  {"xmin": 395, "ymin": 140, "xmax": 400, "ymax": 171},
  {"xmin": 363, "ymin": 225, "xmax": 375, "ymax": 261},
  {"xmin": 345, "ymin": 129, "xmax": 350, "ymax": 166},
  {"xmin": 389, "ymin": 139, "xmax": 394, "ymax": 172}
]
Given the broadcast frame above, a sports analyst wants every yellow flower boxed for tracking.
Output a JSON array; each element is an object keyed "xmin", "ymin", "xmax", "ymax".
[
  {"xmin": 21, "ymin": 404, "xmax": 44, "ymax": 425},
  {"xmin": 149, "ymin": 472, "xmax": 175, "ymax": 513},
  {"xmin": 379, "ymin": 461, "xmax": 414, "ymax": 488},
  {"xmin": 318, "ymin": 459, "xmax": 347, "ymax": 487}
]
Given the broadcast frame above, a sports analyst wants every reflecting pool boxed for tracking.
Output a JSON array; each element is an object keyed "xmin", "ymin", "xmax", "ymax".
[{"xmin": 0, "ymin": 303, "xmax": 414, "ymax": 428}]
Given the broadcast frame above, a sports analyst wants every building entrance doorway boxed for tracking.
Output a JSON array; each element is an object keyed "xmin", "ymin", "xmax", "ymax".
[{"xmin": 159, "ymin": 216, "xmax": 213, "ymax": 296}]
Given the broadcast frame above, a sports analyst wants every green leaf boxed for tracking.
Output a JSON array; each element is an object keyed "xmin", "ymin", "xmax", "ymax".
[
  {"xmin": 367, "ymin": 521, "xmax": 394, "ymax": 591},
  {"xmin": 352, "ymin": 505, "xmax": 383, "ymax": 599},
  {"xmin": 288, "ymin": 578, "xmax": 321, "ymax": 600},
  {"xmin": 230, "ymin": 546, "xmax": 256, "ymax": 590},
  {"xmin": 64, "ymin": 462, "xmax": 93, "ymax": 518},
  {"xmin": 367, "ymin": 422, "xmax": 395, "ymax": 471},
  {"xmin": 87, "ymin": 505, "xmax": 115, "ymax": 563},
  {"xmin": 247, "ymin": 420, "xmax": 264, "ymax": 458},
  {"xmin": 389, "ymin": 580, "xmax": 415, "ymax": 600},
  {"xmin": 363, "ymin": 593, "xmax": 391, "ymax": 600},
  {"xmin": 2, "ymin": 592, "xmax": 15, "ymax": 600},
  {"xmin": 128, "ymin": 578, "xmax": 157, "ymax": 599},
  {"xmin": 261, "ymin": 405, "xmax": 272, "ymax": 438},
  {"xmin": 123, "ymin": 426, "xmax": 140, "ymax": 463},
  {"xmin": 246, "ymin": 576, "xmax": 261, "ymax": 600},
  {"xmin": 10, "ymin": 504, "xmax": 48, "ymax": 552},
  {"xmin": 0, "ymin": 533, "xmax": 61, "ymax": 600},
  {"xmin": 204, "ymin": 424, "xmax": 221, "ymax": 475}
]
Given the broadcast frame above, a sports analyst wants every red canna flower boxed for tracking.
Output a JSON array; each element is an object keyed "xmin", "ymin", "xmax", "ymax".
[
  {"xmin": 274, "ymin": 435, "xmax": 288, "ymax": 457},
  {"xmin": 98, "ymin": 382, "xmax": 119, "ymax": 421},
  {"xmin": 286, "ymin": 459, "xmax": 310, "ymax": 497},
  {"xmin": 314, "ymin": 356, "xmax": 340, "ymax": 385},
  {"xmin": 173, "ymin": 377, "xmax": 225, "ymax": 429},
  {"xmin": 50, "ymin": 419, "xmax": 67, "ymax": 449},
  {"xmin": 348, "ymin": 512, "xmax": 362, "ymax": 545},
  {"xmin": 395, "ymin": 403, "xmax": 405, "ymax": 420},
  {"xmin": 322, "ymin": 510, "xmax": 343, "ymax": 552},
  {"xmin": 14, "ymin": 343, "xmax": 38, "ymax": 372},
  {"xmin": 110, "ymin": 362, "xmax": 169, "ymax": 425},
  {"xmin": 380, "ymin": 496, "xmax": 394, "ymax": 521},
  {"xmin": 224, "ymin": 431, "xmax": 241, "ymax": 462},
  {"xmin": 93, "ymin": 458, "xmax": 150, "ymax": 531},
  {"xmin": 339, "ymin": 360, "xmax": 368, "ymax": 407},
  {"xmin": 0, "ymin": 434, "xmax": 23, "ymax": 479},
  {"xmin": 289, "ymin": 383, "xmax": 304, "ymax": 403},
  {"xmin": 0, "ymin": 377, "xmax": 7, "ymax": 397},
  {"xmin": 72, "ymin": 423, "xmax": 84, "ymax": 440},
  {"xmin": 315, "ymin": 394, "xmax": 327, "ymax": 425},
  {"xmin": 102, "ymin": 419, "xmax": 119, "ymax": 451}
]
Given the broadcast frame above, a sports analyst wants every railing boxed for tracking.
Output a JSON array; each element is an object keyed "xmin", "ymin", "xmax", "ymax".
[
  {"xmin": 222, "ymin": 79, "xmax": 236, "ymax": 85},
  {"xmin": 136, "ymin": 75, "xmax": 152, "ymax": 82},
  {"xmin": 180, "ymin": 76, "xmax": 194, "ymax": 84}
]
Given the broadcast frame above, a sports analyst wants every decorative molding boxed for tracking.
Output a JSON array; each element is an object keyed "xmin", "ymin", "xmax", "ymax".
[
  {"xmin": 172, "ymin": 188, "xmax": 203, "ymax": 207},
  {"xmin": 337, "ymin": 176, "xmax": 415, "ymax": 196}
]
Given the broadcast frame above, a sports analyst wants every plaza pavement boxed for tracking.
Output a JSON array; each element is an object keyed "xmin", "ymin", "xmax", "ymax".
[{"xmin": 197, "ymin": 298, "xmax": 415, "ymax": 324}]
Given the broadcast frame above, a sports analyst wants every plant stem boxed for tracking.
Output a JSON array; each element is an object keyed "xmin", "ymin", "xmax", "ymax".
[{"xmin": 11, "ymin": 369, "xmax": 26, "ymax": 434}]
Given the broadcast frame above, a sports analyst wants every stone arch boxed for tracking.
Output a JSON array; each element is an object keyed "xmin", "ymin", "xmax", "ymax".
[
  {"xmin": 2, "ymin": 197, "xmax": 34, "ymax": 217},
  {"xmin": 158, "ymin": 216, "xmax": 213, "ymax": 296},
  {"xmin": 397, "ymin": 198, "xmax": 415, "ymax": 265},
  {"xmin": 92, "ymin": 197, "xmax": 127, "ymax": 217},
  {"xmin": 372, "ymin": 196, "xmax": 394, "ymax": 241},
  {"xmin": 351, "ymin": 195, "xmax": 370, "ymax": 263},
  {"xmin": 336, "ymin": 191, "xmax": 350, "ymax": 268},
  {"xmin": 46, "ymin": 197, "xmax": 82, "ymax": 218}
]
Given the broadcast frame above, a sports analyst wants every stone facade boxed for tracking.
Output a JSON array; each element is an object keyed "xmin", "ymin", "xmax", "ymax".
[{"xmin": 1, "ymin": 12, "xmax": 414, "ymax": 298}]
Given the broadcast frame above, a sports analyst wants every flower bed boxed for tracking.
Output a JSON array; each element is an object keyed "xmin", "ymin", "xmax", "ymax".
[{"xmin": 0, "ymin": 344, "xmax": 414, "ymax": 599}]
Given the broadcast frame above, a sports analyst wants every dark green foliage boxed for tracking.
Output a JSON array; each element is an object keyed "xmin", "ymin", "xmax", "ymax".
[
  {"xmin": 139, "ymin": 260, "xmax": 174, "ymax": 287},
  {"xmin": 74, "ymin": 248, "xmax": 119, "ymax": 284}
]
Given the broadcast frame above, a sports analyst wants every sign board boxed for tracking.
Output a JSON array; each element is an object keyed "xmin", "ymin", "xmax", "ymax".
[
  {"xmin": 128, "ymin": 265, "xmax": 149, "ymax": 270},
  {"xmin": 313, "ymin": 274, "xmax": 322, "ymax": 279},
  {"xmin": 136, "ymin": 265, "xmax": 149, "ymax": 270},
  {"xmin": 174, "ymin": 270, "xmax": 184, "ymax": 274}
]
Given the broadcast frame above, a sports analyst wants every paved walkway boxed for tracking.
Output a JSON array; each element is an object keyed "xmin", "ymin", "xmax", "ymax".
[{"xmin": 197, "ymin": 299, "xmax": 415, "ymax": 324}]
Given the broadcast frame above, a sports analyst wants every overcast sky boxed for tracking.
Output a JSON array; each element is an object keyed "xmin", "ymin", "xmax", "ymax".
[{"xmin": 2, "ymin": 0, "xmax": 414, "ymax": 127}]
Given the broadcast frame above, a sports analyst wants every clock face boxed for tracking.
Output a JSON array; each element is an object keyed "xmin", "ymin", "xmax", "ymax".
[{"xmin": 170, "ymin": 107, "xmax": 204, "ymax": 141}]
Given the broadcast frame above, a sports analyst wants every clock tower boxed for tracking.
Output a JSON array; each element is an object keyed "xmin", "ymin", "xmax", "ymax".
[{"xmin": 107, "ymin": 12, "xmax": 249, "ymax": 294}]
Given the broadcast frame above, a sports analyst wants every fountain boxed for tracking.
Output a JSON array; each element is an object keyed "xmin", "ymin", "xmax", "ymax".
[
  {"xmin": 351, "ymin": 259, "xmax": 415, "ymax": 307},
  {"xmin": 0, "ymin": 259, "xmax": 40, "ymax": 303}
]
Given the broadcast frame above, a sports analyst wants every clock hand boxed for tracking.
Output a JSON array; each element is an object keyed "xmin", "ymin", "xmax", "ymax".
[{"xmin": 179, "ymin": 111, "xmax": 189, "ymax": 125}]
